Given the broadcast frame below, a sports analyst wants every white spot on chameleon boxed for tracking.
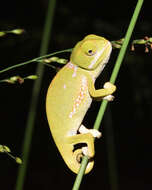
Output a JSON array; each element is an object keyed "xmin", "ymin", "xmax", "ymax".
[
  {"xmin": 72, "ymin": 65, "xmax": 77, "ymax": 78},
  {"xmin": 67, "ymin": 129, "xmax": 77, "ymax": 136},
  {"xmin": 69, "ymin": 77, "xmax": 87, "ymax": 118},
  {"xmin": 63, "ymin": 84, "xmax": 66, "ymax": 89},
  {"xmin": 66, "ymin": 62, "xmax": 74, "ymax": 69},
  {"xmin": 65, "ymin": 61, "xmax": 78, "ymax": 78},
  {"xmin": 69, "ymin": 113, "xmax": 72, "ymax": 118}
]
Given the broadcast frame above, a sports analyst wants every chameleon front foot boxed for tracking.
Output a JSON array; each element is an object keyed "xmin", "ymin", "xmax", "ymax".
[
  {"xmin": 103, "ymin": 94, "xmax": 115, "ymax": 101},
  {"xmin": 102, "ymin": 82, "xmax": 116, "ymax": 101}
]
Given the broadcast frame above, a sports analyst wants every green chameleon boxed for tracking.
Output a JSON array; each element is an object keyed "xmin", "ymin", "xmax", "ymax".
[{"xmin": 46, "ymin": 34, "xmax": 116, "ymax": 174}]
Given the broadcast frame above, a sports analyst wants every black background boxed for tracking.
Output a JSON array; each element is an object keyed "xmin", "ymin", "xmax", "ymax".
[{"xmin": 0, "ymin": 0, "xmax": 152, "ymax": 189}]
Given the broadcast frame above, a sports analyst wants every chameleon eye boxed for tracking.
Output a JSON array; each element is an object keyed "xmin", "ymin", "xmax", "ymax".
[
  {"xmin": 86, "ymin": 49, "xmax": 96, "ymax": 56},
  {"xmin": 82, "ymin": 41, "xmax": 97, "ymax": 56}
]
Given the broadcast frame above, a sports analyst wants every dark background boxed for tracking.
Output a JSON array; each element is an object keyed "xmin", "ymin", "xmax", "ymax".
[{"xmin": 0, "ymin": 0, "xmax": 152, "ymax": 189}]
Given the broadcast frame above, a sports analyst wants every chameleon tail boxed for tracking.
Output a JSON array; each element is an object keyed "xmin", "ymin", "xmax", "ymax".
[{"xmin": 64, "ymin": 149, "xmax": 94, "ymax": 174}]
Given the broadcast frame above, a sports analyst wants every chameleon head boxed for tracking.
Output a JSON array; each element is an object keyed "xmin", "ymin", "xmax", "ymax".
[{"xmin": 70, "ymin": 34, "xmax": 112, "ymax": 70}]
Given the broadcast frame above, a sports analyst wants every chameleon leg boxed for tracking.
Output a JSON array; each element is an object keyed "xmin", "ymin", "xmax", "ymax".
[
  {"xmin": 88, "ymin": 78, "xmax": 116, "ymax": 99},
  {"xmin": 78, "ymin": 125, "xmax": 101, "ymax": 157},
  {"xmin": 66, "ymin": 133, "xmax": 94, "ymax": 158}
]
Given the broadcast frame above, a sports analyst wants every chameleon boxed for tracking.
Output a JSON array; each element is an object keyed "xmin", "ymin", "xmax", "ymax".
[{"xmin": 46, "ymin": 34, "xmax": 116, "ymax": 174}]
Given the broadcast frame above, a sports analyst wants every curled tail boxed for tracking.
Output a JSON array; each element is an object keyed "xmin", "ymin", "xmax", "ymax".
[{"xmin": 62, "ymin": 148, "xmax": 94, "ymax": 174}]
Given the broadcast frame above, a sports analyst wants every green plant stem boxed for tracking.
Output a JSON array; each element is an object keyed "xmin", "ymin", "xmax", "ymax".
[
  {"xmin": 72, "ymin": 156, "xmax": 89, "ymax": 190},
  {"xmin": 72, "ymin": 0, "xmax": 144, "ymax": 189},
  {"xmin": 0, "ymin": 49, "xmax": 72, "ymax": 74},
  {"xmin": 15, "ymin": 1, "xmax": 56, "ymax": 190}
]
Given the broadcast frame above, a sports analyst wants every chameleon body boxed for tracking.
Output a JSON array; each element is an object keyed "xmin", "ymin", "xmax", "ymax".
[{"xmin": 46, "ymin": 34, "xmax": 116, "ymax": 174}]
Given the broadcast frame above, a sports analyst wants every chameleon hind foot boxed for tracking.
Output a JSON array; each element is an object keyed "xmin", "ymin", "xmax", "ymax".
[
  {"xmin": 78, "ymin": 125, "xmax": 101, "ymax": 157},
  {"xmin": 79, "ymin": 125, "xmax": 102, "ymax": 138}
]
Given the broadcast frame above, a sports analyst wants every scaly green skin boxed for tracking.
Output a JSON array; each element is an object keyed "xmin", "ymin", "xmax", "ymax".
[{"xmin": 46, "ymin": 34, "xmax": 116, "ymax": 174}]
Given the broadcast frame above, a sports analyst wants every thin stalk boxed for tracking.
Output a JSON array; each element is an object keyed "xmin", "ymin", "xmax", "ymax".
[
  {"xmin": 0, "ymin": 49, "xmax": 72, "ymax": 74},
  {"xmin": 72, "ymin": 0, "xmax": 144, "ymax": 189},
  {"xmin": 15, "ymin": 1, "xmax": 56, "ymax": 190},
  {"xmin": 72, "ymin": 156, "xmax": 89, "ymax": 190},
  {"xmin": 94, "ymin": 0, "xmax": 144, "ymax": 130}
]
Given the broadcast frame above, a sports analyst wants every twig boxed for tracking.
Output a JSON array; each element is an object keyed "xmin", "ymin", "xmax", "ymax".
[{"xmin": 0, "ymin": 49, "xmax": 72, "ymax": 74}]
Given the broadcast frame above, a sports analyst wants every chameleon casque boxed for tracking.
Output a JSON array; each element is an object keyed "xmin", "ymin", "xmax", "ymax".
[{"xmin": 46, "ymin": 34, "xmax": 116, "ymax": 174}]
